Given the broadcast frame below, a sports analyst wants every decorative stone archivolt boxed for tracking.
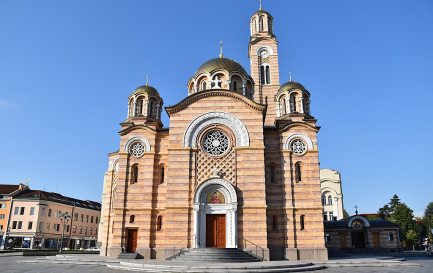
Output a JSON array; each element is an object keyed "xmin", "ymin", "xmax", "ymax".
[
  {"xmin": 108, "ymin": 155, "xmax": 119, "ymax": 171},
  {"xmin": 348, "ymin": 216, "xmax": 370, "ymax": 228},
  {"xmin": 124, "ymin": 136, "xmax": 151, "ymax": 155},
  {"xmin": 194, "ymin": 178, "xmax": 237, "ymax": 204},
  {"xmin": 184, "ymin": 112, "xmax": 249, "ymax": 148},
  {"xmin": 284, "ymin": 133, "xmax": 314, "ymax": 151}
]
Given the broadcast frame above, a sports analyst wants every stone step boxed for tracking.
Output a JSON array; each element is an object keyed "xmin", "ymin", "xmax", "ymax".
[
  {"xmin": 168, "ymin": 248, "xmax": 260, "ymax": 263},
  {"xmin": 117, "ymin": 252, "xmax": 140, "ymax": 259},
  {"xmin": 108, "ymin": 263, "xmax": 326, "ymax": 272}
]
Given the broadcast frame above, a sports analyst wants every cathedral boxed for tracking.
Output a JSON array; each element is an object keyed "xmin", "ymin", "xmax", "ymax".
[{"xmin": 99, "ymin": 5, "xmax": 327, "ymax": 261}]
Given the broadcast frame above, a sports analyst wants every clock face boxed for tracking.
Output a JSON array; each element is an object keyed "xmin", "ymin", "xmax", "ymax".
[{"xmin": 260, "ymin": 49, "xmax": 269, "ymax": 58}]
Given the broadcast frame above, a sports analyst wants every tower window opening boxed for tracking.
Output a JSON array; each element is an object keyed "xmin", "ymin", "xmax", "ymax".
[
  {"xmin": 259, "ymin": 16, "xmax": 264, "ymax": 32},
  {"xmin": 160, "ymin": 165, "xmax": 165, "ymax": 184},
  {"xmin": 295, "ymin": 162, "xmax": 302, "ymax": 182},
  {"xmin": 233, "ymin": 81, "xmax": 238, "ymax": 91},
  {"xmin": 202, "ymin": 81, "xmax": 206, "ymax": 91},
  {"xmin": 328, "ymin": 195, "xmax": 333, "ymax": 205},
  {"xmin": 303, "ymin": 94, "xmax": 310, "ymax": 115},
  {"xmin": 131, "ymin": 164, "xmax": 139, "ymax": 184},
  {"xmin": 279, "ymin": 96, "xmax": 286, "ymax": 115},
  {"xmin": 260, "ymin": 64, "xmax": 270, "ymax": 85},
  {"xmin": 129, "ymin": 215, "xmax": 135, "ymax": 223}
]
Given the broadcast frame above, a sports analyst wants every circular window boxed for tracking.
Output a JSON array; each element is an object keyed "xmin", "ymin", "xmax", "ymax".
[
  {"xmin": 290, "ymin": 139, "xmax": 307, "ymax": 155},
  {"xmin": 130, "ymin": 141, "xmax": 145, "ymax": 157},
  {"xmin": 202, "ymin": 130, "xmax": 230, "ymax": 156}
]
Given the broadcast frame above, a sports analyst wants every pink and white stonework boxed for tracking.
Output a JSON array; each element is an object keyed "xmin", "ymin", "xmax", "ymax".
[{"xmin": 98, "ymin": 6, "xmax": 327, "ymax": 261}]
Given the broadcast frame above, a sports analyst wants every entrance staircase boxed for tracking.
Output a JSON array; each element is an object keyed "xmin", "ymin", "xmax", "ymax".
[{"xmin": 167, "ymin": 248, "xmax": 261, "ymax": 263}]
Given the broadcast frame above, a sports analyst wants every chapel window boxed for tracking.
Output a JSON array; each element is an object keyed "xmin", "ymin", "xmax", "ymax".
[
  {"xmin": 135, "ymin": 98, "xmax": 144, "ymax": 116},
  {"xmin": 328, "ymin": 196, "xmax": 333, "ymax": 205},
  {"xmin": 202, "ymin": 81, "xmax": 206, "ymax": 91},
  {"xmin": 160, "ymin": 165, "xmax": 165, "ymax": 184},
  {"xmin": 290, "ymin": 139, "xmax": 307, "ymax": 155},
  {"xmin": 129, "ymin": 215, "xmax": 135, "ymax": 223},
  {"xmin": 129, "ymin": 141, "xmax": 145, "ymax": 157},
  {"xmin": 260, "ymin": 64, "xmax": 270, "ymax": 85},
  {"xmin": 279, "ymin": 96, "xmax": 287, "ymax": 115},
  {"xmin": 131, "ymin": 164, "xmax": 139, "ymax": 184},
  {"xmin": 259, "ymin": 16, "xmax": 264, "ymax": 31},
  {"xmin": 202, "ymin": 130, "xmax": 230, "ymax": 156},
  {"xmin": 388, "ymin": 232, "xmax": 394, "ymax": 241}
]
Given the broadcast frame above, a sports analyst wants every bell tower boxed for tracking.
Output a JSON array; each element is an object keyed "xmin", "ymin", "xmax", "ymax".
[{"xmin": 248, "ymin": 4, "xmax": 280, "ymax": 126}]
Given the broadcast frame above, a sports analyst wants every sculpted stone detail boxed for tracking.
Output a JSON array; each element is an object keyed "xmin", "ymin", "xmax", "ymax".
[
  {"xmin": 194, "ymin": 178, "xmax": 237, "ymax": 204},
  {"xmin": 184, "ymin": 111, "xmax": 249, "ymax": 148},
  {"xmin": 284, "ymin": 133, "xmax": 314, "ymax": 151},
  {"xmin": 124, "ymin": 136, "xmax": 151, "ymax": 153},
  {"xmin": 197, "ymin": 148, "xmax": 236, "ymax": 185}
]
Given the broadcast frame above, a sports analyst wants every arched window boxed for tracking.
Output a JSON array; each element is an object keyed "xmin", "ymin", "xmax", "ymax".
[
  {"xmin": 302, "ymin": 94, "xmax": 310, "ymax": 115},
  {"xmin": 300, "ymin": 215, "xmax": 305, "ymax": 230},
  {"xmin": 328, "ymin": 196, "xmax": 333, "ymax": 205},
  {"xmin": 157, "ymin": 215, "xmax": 162, "ymax": 231},
  {"xmin": 233, "ymin": 81, "xmax": 238, "ymax": 91},
  {"xmin": 149, "ymin": 98, "xmax": 158, "ymax": 118},
  {"xmin": 135, "ymin": 98, "xmax": 144, "ymax": 116},
  {"xmin": 322, "ymin": 195, "xmax": 327, "ymax": 206},
  {"xmin": 290, "ymin": 93, "xmax": 297, "ymax": 113},
  {"xmin": 131, "ymin": 164, "xmax": 139, "ymax": 184},
  {"xmin": 272, "ymin": 215, "xmax": 278, "ymax": 231},
  {"xmin": 279, "ymin": 96, "xmax": 286, "ymax": 115},
  {"xmin": 259, "ymin": 16, "xmax": 264, "ymax": 31},
  {"xmin": 129, "ymin": 215, "xmax": 135, "ymax": 223},
  {"xmin": 160, "ymin": 165, "xmax": 165, "ymax": 184},
  {"xmin": 295, "ymin": 162, "xmax": 302, "ymax": 183},
  {"xmin": 260, "ymin": 65, "xmax": 270, "ymax": 85},
  {"xmin": 388, "ymin": 232, "xmax": 394, "ymax": 241},
  {"xmin": 265, "ymin": 66, "xmax": 270, "ymax": 84},
  {"xmin": 252, "ymin": 18, "xmax": 257, "ymax": 34},
  {"xmin": 202, "ymin": 81, "xmax": 206, "ymax": 91},
  {"xmin": 325, "ymin": 234, "xmax": 331, "ymax": 243},
  {"xmin": 269, "ymin": 163, "xmax": 276, "ymax": 183}
]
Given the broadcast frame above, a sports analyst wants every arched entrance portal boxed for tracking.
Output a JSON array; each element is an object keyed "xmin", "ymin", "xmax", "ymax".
[{"xmin": 193, "ymin": 178, "xmax": 238, "ymax": 248}]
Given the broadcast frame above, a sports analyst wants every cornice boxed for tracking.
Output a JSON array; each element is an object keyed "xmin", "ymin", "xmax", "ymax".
[{"xmin": 165, "ymin": 90, "xmax": 267, "ymax": 116}]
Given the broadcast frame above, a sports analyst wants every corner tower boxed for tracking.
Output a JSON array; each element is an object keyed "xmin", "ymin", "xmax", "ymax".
[{"xmin": 248, "ymin": 5, "xmax": 280, "ymax": 126}]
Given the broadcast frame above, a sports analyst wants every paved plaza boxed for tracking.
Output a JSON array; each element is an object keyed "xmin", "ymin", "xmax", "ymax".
[{"xmin": 0, "ymin": 255, "xmax": 432, "ymax": 273}]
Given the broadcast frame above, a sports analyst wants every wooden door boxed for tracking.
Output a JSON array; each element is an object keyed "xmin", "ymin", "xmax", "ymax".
[
  {"xmin": 372, "ymin": 232, "xmax": 380, "ymax": 248},
  {"xmin": 206, "ymin": 214, "xmax": 226, "ymax": 248},
  {"xmin": 339, "ymin": 232, "xmax": 347, "ymax": 249},
  {"xmin": 126, "ymin": 229, "xmax": 138, "ymax": 253}
]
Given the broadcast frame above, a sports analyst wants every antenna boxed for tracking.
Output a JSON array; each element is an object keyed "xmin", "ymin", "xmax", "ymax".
[{"xmin": 219, "ymin": 40, "xmax": 224, "ymax": 58}]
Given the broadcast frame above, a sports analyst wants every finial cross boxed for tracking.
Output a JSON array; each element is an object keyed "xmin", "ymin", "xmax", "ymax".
[
  {"xmin": 145, "ymin": 75, "xmax": 149, "ymax": 86},
  {"xmin": 219, "ymin": 40, "xmax": 223, "ymax": 58}
]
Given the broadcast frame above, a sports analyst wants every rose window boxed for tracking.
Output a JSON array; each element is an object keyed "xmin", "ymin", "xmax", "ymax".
[
  {"xmin": 202, "ymin": 130, "xmax": 229, "ymax": 156},
  {"xmin": 130, "ymin": 141, "xmax": 145, "ymax": 157},
  {"xmin": 291, "ymin": 139, "xmax": 307, "ymax": 155}
]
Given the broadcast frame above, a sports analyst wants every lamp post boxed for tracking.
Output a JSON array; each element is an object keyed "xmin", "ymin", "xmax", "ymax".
[{"xmin": 59, "ymin": 212, "xmax": 71, "ymax": 253}]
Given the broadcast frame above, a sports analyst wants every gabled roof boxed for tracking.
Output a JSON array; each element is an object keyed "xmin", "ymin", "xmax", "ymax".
[{"xmin": 14, "ymin": 190, "xmax": 101, "ymax": 211}]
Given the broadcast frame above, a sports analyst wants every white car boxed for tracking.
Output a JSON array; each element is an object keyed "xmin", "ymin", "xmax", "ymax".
[{"xmin": 85, "ymin": 247, "xmax": 100, "ymax": 252}]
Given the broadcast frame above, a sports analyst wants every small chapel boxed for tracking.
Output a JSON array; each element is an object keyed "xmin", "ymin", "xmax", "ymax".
[{"xmin": 99, "ymin": 4, "xmax": 328, "ymax": 261}]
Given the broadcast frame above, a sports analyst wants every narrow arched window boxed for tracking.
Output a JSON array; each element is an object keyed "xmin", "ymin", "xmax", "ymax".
[
  {"xmin": 252, "ymin": 18, "xmax": 257, "ymax": 34},
  {"xmin": 259, "ymin": 16, "xmax": 264, "ymax": 31},
  {"xmin": 300, "ymin": 215, "xmax": 305, "ymax": 230},
  {"xmin": 160, "ymin": 165, "xmax": 165, "ymax": 184},
  {"xmin": 295, "ymin": 162, "xmax": 302, "ymax": 183},
  {"xmin": 302, "ymin": 94, "xmax": 310, "ymax": 115},
  {"xmin": 272, "ymin": 215, "xmax": 278, "ymax": 231},
  {"xmin": 269, "ymin": 164, "xmax": 276, "ymax": 183},
  {"xmin": 280, "ymin": 96, "xmax": 286, "ymax": 115},
  {"xmin": 233, "ymin": 81, "xmax": 238, "ymax": 91},
  {"xmin": 202, "ymin": 81, "xmax": 206, "ymax": 91},
  {"xmin": 157, "ymin": 215, "xmax": 162, "ymax": 231},
  {"xmin": 129, "ymin": 215, "xmax": 135, "ymax": 223},
  {"xmin": 388, "ymin": 232, "xmax": 394, "ymax": 241},
  {"xmin": 135, "ymin": 99, "xmax": 144, "ymax": 116},
  {"xmin": 260, "ymin": 65, "xmax": 265, "ymax": 84},
  {"xmin": 131, "ymin": 164, "xmax": 138, "ymax": 184},
  {"xmin": 328, "ymin": 196, "xmax": 333, "ymax": 205},
  {"xmin": 290, "ymin": 93, "xmax": 297, "ymax": 113},
  {"xmin": 265, "ymin": 66, "xmax": 270, "ymax": 84},
  {"xmin": 322, "ymin": 195, "xmax": 326, "ymax": 206}
]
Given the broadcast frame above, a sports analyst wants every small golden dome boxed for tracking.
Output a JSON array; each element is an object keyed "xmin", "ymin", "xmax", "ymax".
[
  {"xmin": 195, "ymin": 58, "xmax": 249, "ymax": 77},
  {"xmin": 129, "ymin": 85, "xmax": 160, "ymax": 98}
]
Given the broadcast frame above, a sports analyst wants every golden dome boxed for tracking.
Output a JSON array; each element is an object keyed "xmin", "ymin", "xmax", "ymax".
[
  {"xmin": 129, "ymin": 85, "xmax": 160, "ymax": 98},
  {"xmin": 195, "ymin": 58, "xmax": 249, "ymax": 77}
]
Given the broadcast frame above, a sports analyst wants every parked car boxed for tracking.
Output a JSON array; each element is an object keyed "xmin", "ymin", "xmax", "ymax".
[{"xmin": 85, "ymin": 247, "xmax": 100, "ymax": 252}]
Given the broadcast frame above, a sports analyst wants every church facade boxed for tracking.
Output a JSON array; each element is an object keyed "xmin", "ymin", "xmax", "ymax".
[{"xmin": 99, "ymin": 6, "xmax": 327, "ymax": 261}]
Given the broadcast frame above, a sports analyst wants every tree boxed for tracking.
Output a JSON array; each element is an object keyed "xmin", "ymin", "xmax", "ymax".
[
  {"xmin": 378, "ymin": 194, "xmax": 402, "ymax": 219},
  {"xmin": 424, "ymin": 202, "xmax": 433, "ymax": 240},
  {"xmin": 343, "ymin": 209, "xmax": 350, "ymax": 220},
  {"xmin": 405, "ymin": 229, "xmax": 419, "ymax": 251},
  {"xmin": 389, "ymin": 194, "xmax": 402, "ymax": 212},
  {"xmin": 392, "ymin": 203, "xmax": 417, "ymax": 241}
]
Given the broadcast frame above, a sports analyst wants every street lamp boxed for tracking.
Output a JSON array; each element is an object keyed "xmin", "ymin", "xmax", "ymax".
[{"xmin": 59, "ymin": 212, "xmax": 71, "ymax": 253}]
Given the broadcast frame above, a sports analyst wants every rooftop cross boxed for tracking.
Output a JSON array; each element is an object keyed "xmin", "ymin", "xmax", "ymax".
[
  {"xmin": 145, "ymin": 75, "xmax": 149, "ymax": 86},
  {"xmin": 219, "ymin": 40, "xmax": 223, "ymax": 58},
  {"xmin": 289, "ymin": 72, "xmax": 292, "ymax": 82},
  {"xmin": 259, "ymin": 0, "xmax": 262, "ymax": 10}
]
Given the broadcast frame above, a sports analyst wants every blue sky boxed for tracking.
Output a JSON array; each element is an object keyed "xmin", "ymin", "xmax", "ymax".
[{"xmin": 0, "ymin": 0, "xmax": 432, "ymax": 217}]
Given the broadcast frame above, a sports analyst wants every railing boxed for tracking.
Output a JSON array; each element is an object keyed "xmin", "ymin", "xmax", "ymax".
[
  {"xmin": 165, "ymin": 234, "xmax": 196, "ymax": 260},
  {"xmin": 243, "ymin": 238, "xmax": 265, "ymax": 261}
]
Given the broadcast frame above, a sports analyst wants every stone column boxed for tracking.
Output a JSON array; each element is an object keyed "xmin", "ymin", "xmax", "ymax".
[
  {"xmin": 193, "ymin": 204, "xmax": 199, "ymax": 248},
  {"xmin": 300, "ymin": 95, "xmax": 304, "ymax": 113}
]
